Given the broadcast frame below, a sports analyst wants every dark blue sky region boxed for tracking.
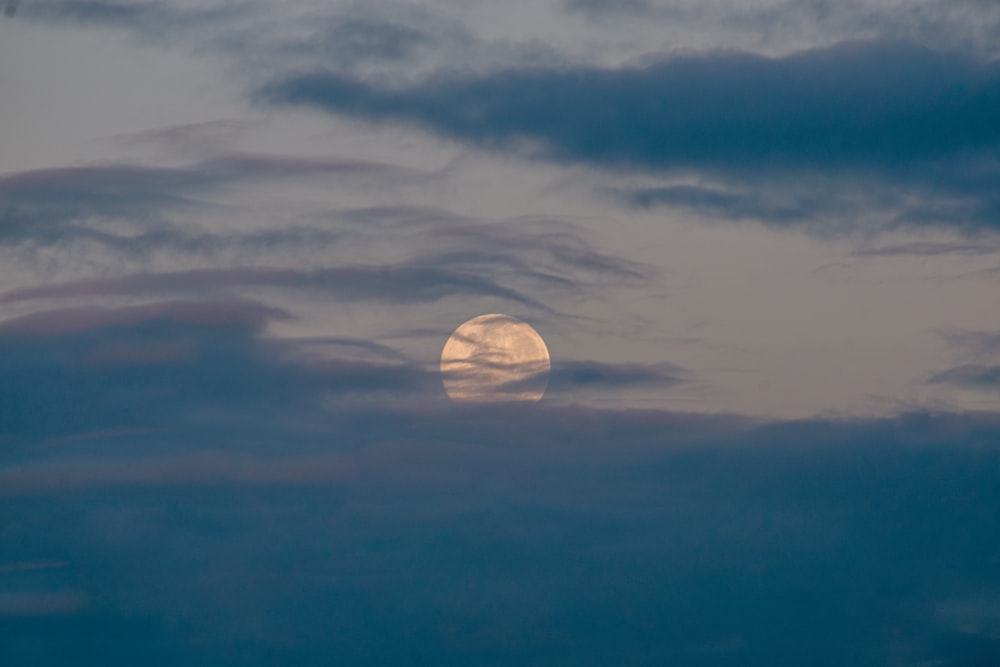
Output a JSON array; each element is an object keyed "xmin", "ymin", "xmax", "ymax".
[{"xmin": 2, "ymin": 1, "xmax": 1000, "ymax": 665}]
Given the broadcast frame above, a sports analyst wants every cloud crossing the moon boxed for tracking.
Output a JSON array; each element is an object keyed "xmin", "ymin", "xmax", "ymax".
[{"xmin": 440, "ymin": 313, "xmax": 550, "ymax": 403}]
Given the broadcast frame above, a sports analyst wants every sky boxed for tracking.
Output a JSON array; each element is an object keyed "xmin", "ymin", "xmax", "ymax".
[{"xmin": 1, "ymin": 1, "xmax": 999, "ymax": 665}]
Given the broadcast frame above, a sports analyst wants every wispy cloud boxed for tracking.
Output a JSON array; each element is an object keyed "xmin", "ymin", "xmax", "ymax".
[
  {"xmin": 13, "ymin": 0, "xmax": 472, "ymax": 78},
  {"xmin": 14, "ymin": 0, "xmax": 250, "ymax": 41},
  {"xmin": 853, "ymin": 240, "xmax": 1000, "ymax": 257},
  {"xmin": 0, "ymin": 299, "xmax": 290, "ymax": 335},
  {"xmin": 930, "ymin": 364, "xmax": 1000, "ymax": 390},
  {"xmin": 0, "ymin": 265, "xmax": 551, "ymax": 311},
  {"xmin": 565, "ymin": 0, "xmax": 1000, "ymax": 56},
  {"xmin": 0, "ymin": 153, "xmax": 430, "ymax": 251},
  {"xmin": 547, "ymin": 360, "xmax": 691, "ymax": 391},
  {"xmin": 929, "ymin": 328, "xmax": 1000, "ymax": 393}
]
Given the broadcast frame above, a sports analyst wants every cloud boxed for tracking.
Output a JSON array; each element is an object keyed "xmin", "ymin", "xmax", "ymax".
[
  {"xmin": 2, "ymin": 406, "xmax": 1000, "ymax": 664},
  {"xmin": 106, "ymin": 119, "xmax": 255, "ymax": 156},
  {"xmin": 0, "ymin": 299, "xmax": 290, "ymax": 335},
  {"xmin": 0, "ymin": 265, "xmax": 551, "ymax": 311},
  {"xmin": 940, "ymin": 329, "xmax": 1000, "ymax": 359},
  {"xmin": 0, "ymin": 299, "xmax": 441, "ymax": 441},
  {"xmin": 0, "ymin": 298, "xmax": 696, "ymax": 446},
  {"xmin": 15, "ymin": 0, "xmax": 472, "ymax": 79},
  {"xmin": 0, "ymin": 204, "xmax": 653, "ymax": 313},
  {"xmin": 929, "ymin": 364, "xmax": 1000, "ymax": 390},
  {"xmin": 0, "ymin": 295, "xmax": 997, "ymax": 667},
  {"xmin": 853, "ymin": 240, "xmax": 1000, "ymax": 257},
  {"xmin": 0, "ymin": 153, "xmax": 424, "ymax": 199},
  {"xmin": 624, "ymin": 181, "xmax": 843, "ymax": 227},
  {"xmin": 261, "ymin": 40, "xmax": 1000, "ymax": 232},
  {"xmin": 0, "ymin": 153, "xmax": 428, "ymax": 248},
  {"xmin": 414, "ymin": 216, "xmax": 656, "ymax": 285},
  {"xmin": 15, "ymin": 0, "xmax": 247, "ymax": 41},
  {"xmin": 286, "ymin": 16, "xmax": 432, "ymax": 65},
  {"xmin": 565, "ymin": 0, "xmax": 654, "ymax": 15},
  {"xmin": 929, "ymin": 329, "xmax": 1000, "ymax": 393},
  {"xmin": 564, "ymin": 0, "xmax": 1000, "ymax": 57},
  {"xmin": 261, "ymin": 41, "xmax": 1000, "ymax": 171},
  {"xmin": 547, "ymin": 359, "xmax": 691, "ymax": 391}
]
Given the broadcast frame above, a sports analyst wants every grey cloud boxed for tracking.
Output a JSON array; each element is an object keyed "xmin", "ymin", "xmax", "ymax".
[
  {"xmin": 494, "ymin": 359, "xmax": 691, "ymax": 402},
  {"xmin": 930, "ymin": 329, "xmax": 1000, "ymax": 392},
  {"xmin": 853, "ymin": 240, "xmax": 1000, "ymax": 257},
  {"xmin": 0, "ymin": 163, "xmax": 206, "ymax": 235},
  {"xmin": 547, "ymin": 360, "xmax": 691, "ymax": 390},
  {"xmin": 108, "ymin": 119, "xmax": 255, "ymax": 157},
  {"xmin": 1, "ymin": 161, "xmax": 646, "ymax": 315},
  {"xmin": 564, "ymin": 0, "xmax": 655, "ymax": 17},
  {"xmin": 0, "ymin": 153, "xmax": 428, "ymax": 247},
  {"xmin": 16, "ymin": 0, "xmax": 468, "ymax": 77},
  {"xmin": 0, "ymin": 203, "xmax": 654, "ymax": 311},
  {"xmin": 339, "ymin": 204, "xmax": 476, "ymax": 229},
  {"xmin": 0, "ymin": 299, "xmax": 438, "ymax": 441},
  {"xmin": 17, "ymin": 0, "xmax": 248, "ymax": 41},
  {"xmin": 0, "ymin": 154, "xmax": 430, "ymax": 251},
  {"xmin": 261, "ymin": 40, "xmax": 1000, "ymax": 233},
  {"xmin": 624, "ymin": 170, "xmax": 1000, "ymax": 233},
  {"xmin": 0, "ymin": 299, "xmax": 290, "ymax": 335},
  {"xmin": 625, "ymin": 183, "xmax": 831, "ymax": 226},
  {"xmin": 0, "ymin": 153, "xmax": 424, "ymax": 202},
  {"xmin": 260, "ymin": 41, "xmax": 1000, "ymax": 171},
  {"xmin": 0, "ymin": 265, "xmax": 551, "ymax": 311},
  {"xmin": 286, "ymin": 16, "xmax": 433, "ymax": 66},
  {"xmin": 929, "ymin": 364, "xmax": 1000, "ymax": 390},
  {"xmin": 198, "ymin": 153, "xmax": 427, "ymax": 181},
  {"xmin": 940, "ymin": 329, "xmax": 1000, "ymax": 359},
  {"xmin": 289, "ymin": 336, "xmax": 412, "ymax": 363},
  {"xmin": 565, "ymin": 0, "xmax": 1000, "ymax": 56},
  {"xmin": 419, "ymin": 218, "xmax": 656, "ymax": 282}
]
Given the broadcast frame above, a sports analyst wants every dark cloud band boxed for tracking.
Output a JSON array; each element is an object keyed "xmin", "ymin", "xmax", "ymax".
[{"xmin": 260, "ymin": 41, "xmax": 1000, "ymax": 172}]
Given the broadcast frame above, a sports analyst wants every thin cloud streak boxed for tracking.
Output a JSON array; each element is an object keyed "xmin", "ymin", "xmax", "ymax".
[
  {"xmin": 0, "ymin": 299, "xmax": 290, "ymax": 335},
  {"xmin": 0, "ymin": 266, "xmax": 552, "ymax": 311},
  {"xmin": 929, "ymin": 364, "xmax": 1000, "ymax": 390},
  {"xmin": 0, "ymin": 153, "xmax": 430, "ymax": 243}
]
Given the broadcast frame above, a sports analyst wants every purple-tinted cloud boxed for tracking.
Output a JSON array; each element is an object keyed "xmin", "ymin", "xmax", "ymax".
[
  {"xmin": 0, "ymin": 265, "xmax": 550, "ymax": 311},
  {"xmin": 0, "ymin": 153, "xmax": 429, "ymax": 247},
  {"xmin": 0, "ymin": 299, "xmax": 290, "ymax": 336}
]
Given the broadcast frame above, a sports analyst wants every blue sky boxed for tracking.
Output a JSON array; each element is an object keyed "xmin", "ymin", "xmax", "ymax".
[{"xmin": 1, "ymin": 1, "xmax": 1000, "ymax": 665}]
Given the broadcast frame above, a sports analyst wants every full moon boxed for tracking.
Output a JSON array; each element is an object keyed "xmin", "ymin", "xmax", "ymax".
[{"xmin": 440, "ymin": 314, "xmax": 550, "ymax": 403}]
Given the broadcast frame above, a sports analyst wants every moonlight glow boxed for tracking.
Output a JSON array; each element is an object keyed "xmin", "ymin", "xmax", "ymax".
[{"xmin": 440, "ymin": 314, "xmax": 550, "ymax": 403}]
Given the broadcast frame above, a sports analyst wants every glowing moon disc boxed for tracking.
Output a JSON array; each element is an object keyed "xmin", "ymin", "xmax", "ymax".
[{"xmin": 440, "ymin": 314, "xmax": 550, "ymax": 403}]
